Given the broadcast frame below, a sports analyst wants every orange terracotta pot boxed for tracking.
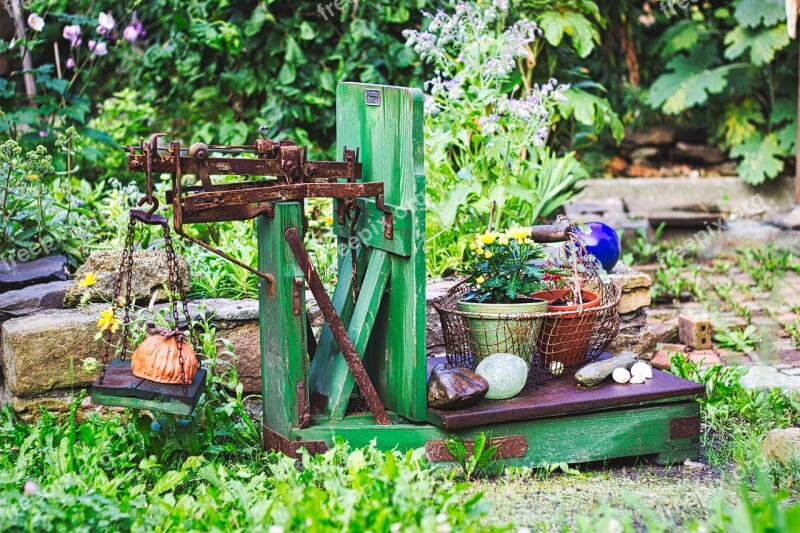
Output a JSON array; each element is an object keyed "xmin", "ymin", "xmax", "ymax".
[
  {"xmin": 131, "ymin": 334, "xmax": 199, "ymax": 385},
  {"xmin": 530, "ymin": 289, "xmax": 601, "ymax": 368}
]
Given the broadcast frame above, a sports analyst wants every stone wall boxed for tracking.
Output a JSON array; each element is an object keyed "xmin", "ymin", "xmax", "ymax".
[{"xmin": 1, "ymin": 264, "xmax": 655, "ymax": 418}]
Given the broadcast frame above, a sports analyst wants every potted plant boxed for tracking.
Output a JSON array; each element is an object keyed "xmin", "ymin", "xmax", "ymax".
[
  {"xmin": 457, "ymin": 227, "xmax": 549, "ymax": 365},
  {"xmin": 531, "ymin": 238, "xmax": 602, "ymax": 368}
]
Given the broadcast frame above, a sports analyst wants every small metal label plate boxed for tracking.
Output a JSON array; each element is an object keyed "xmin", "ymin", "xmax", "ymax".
[{"xmin": 365, "ymin": 89, "xmax": 381, "ymax": 106}]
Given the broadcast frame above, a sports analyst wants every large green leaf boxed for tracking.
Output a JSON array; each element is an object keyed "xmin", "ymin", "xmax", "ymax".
[
  {"xmin": 776, "ymin": 122, "xmax": 796, "ymax": 153},
  {"xmin": 718, "ymin": 99, "xmax": 764, "ymax": 149},
  {"xmin": 656, "ymin": 20, "xmax": 704, "ymax": 57},
  {"xmin": 557, "ymin": 87, "xmax": 624, "ymax": 143},
  {"xmin": 538, "ymin": 9, "xmax": 600, "ymax": 58},
  {"xmin": 730, "ymin": 134, "xmax": 785, "ymax": 185},
  {"xmin": 734, "ymin": 0, "xmax": 786, "ymax": 28},
  {"xmin": 647, "ymin": 46, "xmax": 728, "ymax": 114},
  {"xmin": 724, "ymin": 25, "xmax": 790, "ymax": 65}
]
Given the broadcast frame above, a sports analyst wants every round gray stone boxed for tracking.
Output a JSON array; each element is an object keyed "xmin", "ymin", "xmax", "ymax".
[{"xmin": 475, "ymin": 353, "xmax": 528, "ymax": 400}]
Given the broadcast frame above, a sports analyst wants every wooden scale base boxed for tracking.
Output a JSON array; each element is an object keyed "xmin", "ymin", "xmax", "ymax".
[{"xmin": 280, "ymin": 354, "xmax": 704, "ymax": 466}]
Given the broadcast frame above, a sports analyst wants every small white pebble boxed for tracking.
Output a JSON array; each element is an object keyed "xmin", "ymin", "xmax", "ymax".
[
  {"xmin": 631, "ymin": 361, "xmax": 653, "ymax": 379},
  {"xmin": 630, "ymin": 374, "xmax": 646, "ymax": 384},
  {"xmin": 612, "ymin": 367, "xmax": 631, "ymax": 384}
]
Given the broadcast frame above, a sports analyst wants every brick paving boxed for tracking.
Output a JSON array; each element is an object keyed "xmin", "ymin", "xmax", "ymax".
[{"xmin": 644, "ymin": 258, "xmax": 800, "ymax": 390}]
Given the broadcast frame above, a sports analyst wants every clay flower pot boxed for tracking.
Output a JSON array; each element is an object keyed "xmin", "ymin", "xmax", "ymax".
[
  {"xmin": 530, "ymin": 289, "xmax": 601, "ymax": 369},
  {"xmin": 131, "ymin": 332, "xmax": 199, "ymax": 385},
  {"xmin": 456, "ymin": 297, "xmax": 548, "ymax": 366}
]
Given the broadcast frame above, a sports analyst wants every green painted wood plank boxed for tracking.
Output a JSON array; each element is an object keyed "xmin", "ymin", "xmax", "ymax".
[
  {"xmin": 258, "ymin": 202, "xmax": 307, "ymax": 437},
  {"xmin": 292, "ymin": 401, "xmax": 702, "ymax": 466},
  {"xmin": 336, "ymin": 83, "xmax": 427, "ymax": 421},
  {"xmin": 90, "ymin": 392, "xmax": 194, "ymax": 416},
  {"xmin": 332, "ymin": 198, "xmax": 413, "ymax": 257},
  {"xmin": 308, "ymin": 247, "xmax": 363, "ymax": 402},
  {"xmin": 325, "ymin": 249, "xmax": 391, "ymax": 420}
]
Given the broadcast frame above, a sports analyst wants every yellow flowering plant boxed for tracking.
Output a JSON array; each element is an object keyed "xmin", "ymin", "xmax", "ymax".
[{"xmin": 462, "ymin": 227, "xmax": 548, "ymax": 303}]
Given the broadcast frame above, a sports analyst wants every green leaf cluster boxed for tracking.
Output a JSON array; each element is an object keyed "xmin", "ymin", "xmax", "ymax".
[{"xmin": 646, "ymin": 1, "xmax": 796, "ymax": 185}]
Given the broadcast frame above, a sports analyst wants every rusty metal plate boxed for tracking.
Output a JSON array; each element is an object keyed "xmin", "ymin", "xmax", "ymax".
[
  {"xmin": 427, "ymin": 354, "xmax": 705, "ymax": 430},
  {"xmin": 669, "ymin": 416, "xmax": 701, "ymax": 440},
  {"xmin": 182, "ymin": 182, "xmax": 384, "ymax": 213},
  {"xmin": 425, "ymin": 435, "xmax": 528, "ymax": 462},
  {"xmin": 129, "ymin": 155, "xmax": 360, "ymax": 181},
  {"xmin": 263, "ymin": 427, "xmax": 328, "ymax": 458}
]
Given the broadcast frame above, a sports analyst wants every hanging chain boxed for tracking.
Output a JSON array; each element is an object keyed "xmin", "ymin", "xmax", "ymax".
[
  {"xmin": 162, "ymin": 223, "xmax": 194, "ymax": 391},
  {"xmin": 348, "ymin": 201, "xmax": 361, "ymax": 304},
  {"xmin": 99, "ymin": 216, "xmax": 136, "ymax": 384}
]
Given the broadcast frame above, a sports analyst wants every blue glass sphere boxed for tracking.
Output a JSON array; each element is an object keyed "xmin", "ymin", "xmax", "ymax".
[{"xmin": 577, "ymin": 221, "xmax": 621, "ymax": 272}]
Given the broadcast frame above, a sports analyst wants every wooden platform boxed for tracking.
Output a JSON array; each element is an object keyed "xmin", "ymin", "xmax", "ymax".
[
  {"xmin": 427, "ymin": 354, "xmax": 705, "ymax": 430},
  {"xmin": 286, "ymin": 354, "xmax": 705, "ymax": 466},
  {"xmin": 91, "ymin": 359, "xmax": 206, "ymax": 416}
]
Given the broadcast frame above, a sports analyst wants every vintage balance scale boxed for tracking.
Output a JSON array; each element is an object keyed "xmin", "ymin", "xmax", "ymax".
[{"xmin": 91, "ymin": 83, "xmax": 704, "ymax": 465}]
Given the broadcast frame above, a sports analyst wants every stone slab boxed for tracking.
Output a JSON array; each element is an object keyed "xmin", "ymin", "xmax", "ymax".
[
  {"xmin": 63, "ymin": 250, "xmax": 190, "ymax": 308},
  {"xmin": 0, "ymin": 281, "xmax": 70, "ymax": 322},
  {"xmin": 608, "ymin": 330, "xmax": 657, "ymax": 359},
  {"xmin": 1, "ymin": 307, "xmax": 104, "ymax": 396},
  {"xmin": 575, "ymin": 176, "xmax": 794, "ymax": 215},
  {"xmin": 740, "ymin": 366, "xmax": 800, "ymax": 392},
  {"xmin": 0, "ymin": 255, "xmax": 69, "ymax": 291},
  {"xmin": 608, "ymin": 263, "xmax": 653, "ymax": 291},
  {"xmin": 619, "ymin": 287, "xmax": 651, "ymax": 314}
]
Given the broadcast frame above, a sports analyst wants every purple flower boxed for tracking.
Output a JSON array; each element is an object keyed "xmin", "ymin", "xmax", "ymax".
[
  {"xmin": 89, "ymin": 40, "xmax": 108, "ymax": 57},
  {"xmin": 38, "ymin": 130, "xmax": 47, "ymax": 138},
  {"xmin": 63, "ymin": 24, "xmax": 81, "ymax": 47},
  {"xmin": 123, "ymin": 25, "xmax": 138, "ymax": 42},
  {"xmin": 66, "ymin": 57, "xmax": 75, "ymax": 69}
]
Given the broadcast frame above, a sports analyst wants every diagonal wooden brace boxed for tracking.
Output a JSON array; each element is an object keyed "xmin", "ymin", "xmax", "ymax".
[{"xmin": 283, "ymin": 227, "xmax": 391, "ymax": 425}]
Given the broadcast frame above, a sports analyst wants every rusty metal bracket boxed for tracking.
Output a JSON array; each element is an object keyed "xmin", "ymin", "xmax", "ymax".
[
  {"xmin": 374, "ymin": 193, "xmax": 394, "ymax": 240},
  {"xmin": 296, "ymin": 381, "xmax": 311, "ymax": 429},
  {"xmin": 292, "ymin": 278, "xmax": 304, "ymax": 316},
  {"xmin": 263, "ymin": 426, "xmax": 326, "ymax": 457},
  {"xmin": 284, "ymin": 226, "xmax": 391, "ymax": 426},
  {"xmin": 425, "ymin": 436, "xmax": 529, "ymax": 462}
]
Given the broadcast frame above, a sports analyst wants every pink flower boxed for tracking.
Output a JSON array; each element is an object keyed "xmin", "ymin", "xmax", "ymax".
[
  {"xmin": 27, "ymin": 13, "xmax": 44, "ymax": 32},
  {"xmin": 23, "ymin": 480, "xmax": 38, "ymax": 496},
  {"xmin": 66, "ymin": 58, "xmax": 75, "ymax": 69},
  {"xmin": 123, "ymin": 25, "xmax": 138, "ymax": 42},
  {"xmin": 63, "ymin": 24, "xmax": 81, "ymax": 46},
  {"xmin": 38, "ymin": 130, "xmax": 47, "ymax": 138},
  {"xmin": 88, "ymin": 40, "xmax": 108, "ymax": 57},
  {"xmin": 97, "ymin": 12, "xmax": 115, "ymax": 31}
]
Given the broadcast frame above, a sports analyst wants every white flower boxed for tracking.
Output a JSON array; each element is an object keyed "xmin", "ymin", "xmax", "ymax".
[
  {"xmin": 98, "ymin": 12, "xmax": 115, "ymax": 31},
  {"xmin": 27, "ymin": 13, "xmax": 44, "ymax": 32},
  {"xmin": 89, "ymin": 40, "xmax": 108, "ymax": 57}
]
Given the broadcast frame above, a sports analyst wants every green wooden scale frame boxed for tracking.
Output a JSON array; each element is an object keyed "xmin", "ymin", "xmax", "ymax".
[{"xmin": 103, "ymin": 83, "xmax": 705, "ymax": 465}]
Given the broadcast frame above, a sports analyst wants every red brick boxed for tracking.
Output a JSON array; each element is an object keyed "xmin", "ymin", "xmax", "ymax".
[
  {"xmin": 679, "ymin": 314, "xmax": 712, "ymax": 349},
  {"xmin": 688, "ymin": 349, "xmax": 722, "ymax": 367}
]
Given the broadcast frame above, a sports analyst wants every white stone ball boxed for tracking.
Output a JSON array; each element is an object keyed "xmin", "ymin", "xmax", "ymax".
[
  {"xmin": 631, "ymin": 362, "xmax": 653, "ymax": 379},
  {"xmin": 612, "ymin": 367, "xmax": 631, "ymax": 384},
  {"xmin": 630, "ymin": 375, "xmax": 647, "ymax": 384}
]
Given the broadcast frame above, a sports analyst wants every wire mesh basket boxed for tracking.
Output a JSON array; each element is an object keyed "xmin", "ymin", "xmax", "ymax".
[{"xmin": 432, "ymin": 247, "xmax": 622, "ymax": 387}]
